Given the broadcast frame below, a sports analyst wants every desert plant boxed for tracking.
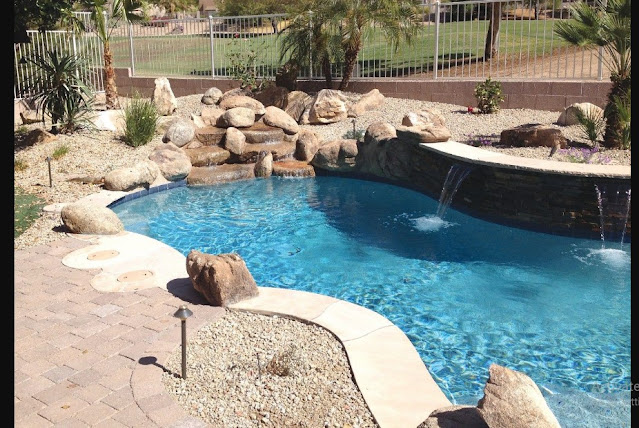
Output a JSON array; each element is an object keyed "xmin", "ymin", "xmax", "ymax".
[
  {"xmin": 25, "ymin": 49, "xmax": 96, "ymax": 134},
  {"xmin": 14, "ymin": 186, "xmax": 45, "ymax": 238},
  {"xmin": 557, "ymin": 146, "xmax": 611, "ymax": 164},
  {"xmin": 554, "ymin": 0, "xmax": 630, "ymax": 149},
  {"xmin": 343, "ymin": 128, "xmax": 365, "ymax": 142},
  {"xmin": 574, "ymin": 106, "xmax": 605, "ymax": 145},
  {"xmin": 14, "ymin": 158, "xmax": 28, "ymax": 172},
  {"xmin": 611, "ymin": 88, "xmax": 630, "ymax": 149},
  {"xmin": 474, "ymin": 78, "xmax": 504, "ymax": 113},
  {"xmin": 122, "ymin": 94, "xmax": 159, "ymax": 147},
  {"xmin": 52, "ymin": 144, "xmax": 70, "ymax": 160},
  {"xmin": 228, "ymin": 43, "xmax": 270, "ymax": 92}
]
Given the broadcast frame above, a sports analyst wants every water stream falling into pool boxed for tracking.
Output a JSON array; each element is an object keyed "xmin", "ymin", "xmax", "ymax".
[
  {"xmin": 436, "ymin": 164, "xmax": 474, "ymax": 219},
  {"xmin": 594, "ymin": 183, "xmax": 631, "ymax": 250}
]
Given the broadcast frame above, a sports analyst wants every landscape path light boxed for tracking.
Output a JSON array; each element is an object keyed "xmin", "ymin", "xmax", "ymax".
[
  {"xmin": 173, "ymin": 304, "xmax": 193, "ymax": 379},
  {"xmin": 46, "ymin": 156, "xmax": 52, "ymax": 187}
]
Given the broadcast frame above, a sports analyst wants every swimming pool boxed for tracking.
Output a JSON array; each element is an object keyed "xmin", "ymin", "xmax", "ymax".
[{"xmin": 111, "ymin": 176, "xmax": 631, "ymax": 426}]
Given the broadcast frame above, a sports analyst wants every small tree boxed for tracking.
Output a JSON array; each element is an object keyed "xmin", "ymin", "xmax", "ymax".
[{"xmin": 554, "ymin": 0, "xmax": 631, "ymax": 149}]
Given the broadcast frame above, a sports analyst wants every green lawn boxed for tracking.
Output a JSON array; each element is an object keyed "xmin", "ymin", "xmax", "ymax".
[
  {"xmin": 106, "ymin": 18, "xmax": 573, "ymax": 78},
  {"xmin": 14, "ymin": 186, "xmax": 45, "ymax": 238}
]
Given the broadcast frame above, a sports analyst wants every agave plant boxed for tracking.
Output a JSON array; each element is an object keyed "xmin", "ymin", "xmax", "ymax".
[{"xmin": 25, "ymin": 49, "xmax": 95, "ymax": 134}]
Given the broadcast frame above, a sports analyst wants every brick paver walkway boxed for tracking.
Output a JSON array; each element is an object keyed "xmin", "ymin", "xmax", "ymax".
[{"xmin": 14, "ymin": 236, "xmax": 225, "ymax": 427}]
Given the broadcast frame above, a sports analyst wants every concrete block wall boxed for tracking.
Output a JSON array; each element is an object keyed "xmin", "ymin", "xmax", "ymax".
[{"xmin": 115, "ymin": 68, "xmax": 612, "ymax": 111}]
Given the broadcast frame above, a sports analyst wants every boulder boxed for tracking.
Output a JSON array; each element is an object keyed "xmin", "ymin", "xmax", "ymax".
[
  {"xmin": 219, "ymin": 95, "xmax": 266, "ymax": 116},
  {"xmin": 272, "ymin": 160, "xmax": 315, "ymax": 178},
  {"xmin": 186, "ymin": 250, "xmax": 259, "ymax": 306},
  {"xmin": 184, "ymin": 146, "xmax": 231, "ymax": 167},
  {"xmin": 347, "ymin": 89, "xmax": 385, "ymax": 117},
  {"xmin": 152, "ymin": 77, "xmax": 177, "ymax": 116},
  {"xmin": 477, "ymin": 364, "xmax": 561, "ymax": 428},
  {"xmin": 217, "ymin": 107, "xmax": 256, "ymax": 128},
  {"xmin": 308, "ymin": 89, "xmax": 349, "ymax": 124},
  {"xmin": 201, "ymin": 87, "xmax": 223, "ymax": 105},
  {"xmin": 148, "ymin": 143, "xmax": 191, "ymax": 181},
  {"xmin": 500, "ymin": 124, "xmax": 567, "ymax": 148},
  {"xmin": 285, "ymin": 91, "xmax": 312, "ymax": 123},
  {"xmin": 23, "ymin": 129, "xmax": 58, "ymax": 146},
  {"xmin": 200, "ymin": 105, "xmax": 225, "ymax": 126},
  {"xmin": 418, "ymin": 405, "xmax": 488, "ymax": 428},
  {"xmin": 190, "ymin": 113, "xmax": 207, "ymax": 128},
  {"xmin": 396, "ymin": 124, "xmax": 451, "ymax": 143},
  {"xmin": 162, "ymin": 118, "xmax": 196, "ymax": 147},
  {"xmin": 103, "ymin": 160, "xmax": 160, "ymax": 191},
  {"xmin": 195, "ymin": 126, "xmax": 227, "ymax": 146},
  {"xmin": 187, "ymin": 164, "xmax": 256, "ymax": 185},
  {"xmin": 253, "ymin": 85, "xmax": 289, "ymax": 109},
  {"xmin": 294, "ymin": 129, "xmax": 324, "ymax": 161},
  {"xmin": 241, "ymin": 122, "xmax": 285, "ymax": 144},
  {"xmin": 557, "ymin": 102, "xmax": 604, "ymax": 126},
  {"xmin": 262, "ymin": 105, "xmax": 300, "ymax": 135},
  {"xmin": 61, "ymin": 202, "xmax": 124, "ymax": 235},
  {"xmin": 254, "ymin": 151, "xmax": 273, "ymax": 178},
  {"xmin": 218, "ymin": 87, "xmax": 254, "ymax": 104},
  {"xmin": 401, "ymin": 109, "xmax": 446, "ymax": 127},
  {"xmin": 232, "ymin": 140, "xmax": 296, "ymax": 163},
  {"xmin": 311, "ymin": 139, "xmax": 358, "ymax": 172},
  {"xmin": 91, "ymin": 110, "xmax": 125, "ymax": 132},
  {"xmin": 224, "ymin": 127, "xmax": 247, "ymax": 155},
  {"xmin": 364, "ymin": 122, "xmax": 397, "ymax": 144}
]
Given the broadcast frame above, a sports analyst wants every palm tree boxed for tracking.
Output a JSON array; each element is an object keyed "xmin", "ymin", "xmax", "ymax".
[
  {"xmin": 330, "ymin": 0, "xmax": 422, "ymax": 90},
  {"xmin": 282, "ymin": 0, "xmax": 422, "ymax": 90},
  {"xmin": 79, "ymin": 0, "xmax": 147, "ymax": 110},
  {"xmin": 554, "ymin": 0, "xmax": 631, "ymax": 149},
  {"xmin": 278, "ymin": 9, "xmax": 342, "ymax": 88}
]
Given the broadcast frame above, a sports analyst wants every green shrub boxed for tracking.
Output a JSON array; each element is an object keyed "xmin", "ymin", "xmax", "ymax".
[
  {"xmin": 123, "ymin": 94, "xmax": 159, "ymax": 147},
  {"xmin": 574, "ymin": 106, "xmax": 605, "ymax": 146},
  {"xmin": 611, "ymin": 88, "xmax": 631, "ymax": 150},
  {"xmin": 343, "ymin": 129, "xmax": 365, "ymax": 142},
  {"xmin": 474, "ymin": 78, "xmax": 505, "ymax": 114},
  {"xmin": 25, "ymin": 49, "xmax": 95, "ymax": 134},
  {"xmin": 52, "ymin": 144, "xmax": 69, "ymax": 160}
]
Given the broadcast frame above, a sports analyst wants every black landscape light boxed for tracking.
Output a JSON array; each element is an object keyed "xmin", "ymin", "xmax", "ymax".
[
  {"xmin": 45, "ymin": 156, "xmax": 52, "ymax": 187},
  {"xmin": 173, "ymin": 304, "xmax": 193, "ymax": 379}
]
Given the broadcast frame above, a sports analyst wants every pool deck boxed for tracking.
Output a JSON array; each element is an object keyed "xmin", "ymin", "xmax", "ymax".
[
  {"xmin": 15, "ymin": 193, "xmax": 451, "ymax": 427},
  {"xmin": 15, "ymin": 141, "xmax": 630, "ymax": 427}
]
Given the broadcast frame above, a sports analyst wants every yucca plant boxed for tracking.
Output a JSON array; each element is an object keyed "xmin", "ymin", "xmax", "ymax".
[
  {"xmin": 574, "ymin": 106, "xmax": 605, "ymax": 145},
  {"xmin": 122, "ymin": 94, "xmax": 159, "ymax": 147},
  {"xmin": 25, "ymin": 49, "xmax": 95, "ymax": 134}
]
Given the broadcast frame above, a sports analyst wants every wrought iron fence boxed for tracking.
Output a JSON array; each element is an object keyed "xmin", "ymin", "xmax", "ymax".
[{"xmin": 14, "ymin": 1, "xmax": 606, "ymax": 100}]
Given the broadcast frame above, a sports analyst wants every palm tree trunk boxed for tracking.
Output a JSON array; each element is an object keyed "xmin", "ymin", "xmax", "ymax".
[
  {"xmin": 484, "ymin": 2, "xmax": 502, "ymax": 60},
  {"xmin": 322, "ymin": 55, "xmax": 332, "ymax": 89},
  {"xmin": 103, "ymin": 42, "xmax": 120, "ymax": 110},
  {"xmin": 339, "ymin": 42, "xmax": 360, "ymax": 91}
]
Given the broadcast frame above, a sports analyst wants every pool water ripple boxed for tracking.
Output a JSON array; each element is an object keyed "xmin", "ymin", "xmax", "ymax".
[{"xmin": 112, "ymin": 176, "xmax": 631, "ymax": 426}]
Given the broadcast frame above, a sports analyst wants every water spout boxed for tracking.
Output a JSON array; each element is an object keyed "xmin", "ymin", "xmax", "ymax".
[
  {"xmin": 437, "ymin": 164, "xmax": 473, "ymax": 219},
  {"xmin": 593, "ymin": 184, "xmax": 631, "ymax": 249}
]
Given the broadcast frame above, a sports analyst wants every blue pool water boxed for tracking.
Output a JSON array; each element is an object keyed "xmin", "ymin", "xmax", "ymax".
[{"xmin": 112, "ymin": 176, "xmax": 631, "ymax": 426}]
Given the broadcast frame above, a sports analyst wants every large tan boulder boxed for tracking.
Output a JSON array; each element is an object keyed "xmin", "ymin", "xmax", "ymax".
[
  {"xmin": 152, "ymin": 77, "xmax": 177, "ymax": 116},
  {"xmin": 187, "ymin": 164, "xmax": 256, "ymax": 185},
  {"xmin": 201, "ymin": 87, "xmax": 223, "ymax": 105},
  {"xmin": 401, "ymin": 109, "xmax": 446, "ymax": 127},
  {"xmin": 254, "ymin": 151, "xmax": 273, "ymax": 178},
  {"xmin": 347, "ymin": 89, "xmax": 385, "ymax": 117},
  {"xmin": 557, "ymin": 102, "xmax": 604, "ymax": 126},
  {"xmin": 148, "ymin": 143, "xmax": 191, "ymax": 181},
  {"xmin": 184, "ymin": 146, "xmax": 231, "ymax": 167},
  {"xmin": 186, "ymin": 250, "xmax": 259, "ymax": 306},
  {"xmin": 308, "ymin": 89, "xmax": 349, "ymax": 124},
  {"xmin": 500, "ymin": 124, "xmax": 567, "ymax": 148},
  {"xmin": 396, "ymin": 124, "xmax": 451, "ymax": 143},
  {"xmin": 294, "ymin": 129, "xmax": 324, "ymax": 161},
  {"xmin": 311, "ymin": 139, "xmax": 358, "ymax": 172},
  {"xmin": 217, "ymin": 107, "xmax": 256, "ymax": 128},
  {"xmin": 224, "ymin": 127, "xmax": 247, "ymax": 155},
  {"xmin": 219, "ymin": 95, "xmax": 266, "ymax": 116},
  {"xmin": 103, "ymin": 160, "xmax": 160, "ymax": 191},
  {"xmin": 285, "ymin": 91, "xmax": 312, "ymax": 122},
  {"xmin": 200, "ymin": 105, "xmax": 225, "ymax": 126},
  {"xmin": 477, "ymin": 364, "xmax": 561, "ymax": 428},
  {"xmin": 162, "ymin": 118, "xmax": 196, "ymax": 147},
  {"xmin": 61, "ymin": 203, "xmax": 124, "ymax": 235},
  {"xmin": 262, "ymin": 105, "xmax": 300, "ymax": 135}
]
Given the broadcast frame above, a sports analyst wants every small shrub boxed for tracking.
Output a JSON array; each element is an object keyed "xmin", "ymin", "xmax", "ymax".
[
  {"xmin": 611, "ymin": 88, "xmax": 631, "ymax": 150},
  {"xmin": 465, "ymin": 133, "xmax": 498, "ymax": 147},
  {"xmin": 265, "ymin": 345, "xmax": 297, "ymax": 377},
  {"xmin": 14, "ymin": 186, "xmax": 45, "ymax": 238},
  {"xmin": 343, "ymin": 129, "xmax": 365, "ymax": 142},
  {"xmin": 15, "ymin": 125, "xmax": 29, "ymax": 136},
  {"xmin": 474, "ymin": 78, "xmax": 505, "ymax": 114},
  {"xmin": 123, "ymin": 94, "xmax": 159, "ymax": 147},
  {"xmin": 574, "ymin": 106, "xmax": 605, "ymax": 145},
  {"xmin": 14, "ymin": 158, "xmax": 28, "ymax": 172},
  {"xmin": 52, "ymin": 145, "xmax": 69, "ymax": 160}
]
